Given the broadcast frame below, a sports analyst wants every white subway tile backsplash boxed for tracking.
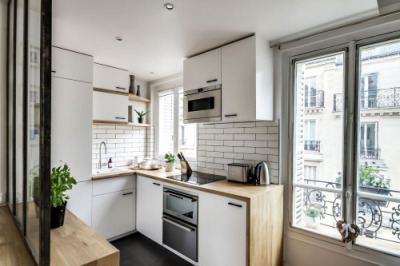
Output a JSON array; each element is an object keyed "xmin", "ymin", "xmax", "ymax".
[
  {"xmin": 224, "ymin": 128, "xmax": 244, "ymax": 134},
  {"xmin": 234, "ymin": 134, "xmax": 256, "ymax": 140},
  {"xmin": 214, "ymin": 146, "xmax": 234, "ymax": 152},
  {"xmin": 234, "ymin": 122, "xmax": 256, "ymax": 128},
  {"xmin": 215, "ymin": 134, "xmax": 233, "ymax": 140},
  {"xmin": 223, "ymin": 153, "xmax": 244, "ymax": 159},
  {"xmin": 243, "ymin": 140, "xmax": 269, "ymax": 148},
  {"xmin": 244, "ymin": 127, "xmax": 267, "ymax": 134},
  {"xmin": 224, "ymin": 140, "xmax": 244, "ymax": 146},
  {"xmin": 234, "ymin": 147, "xmax": 255, "ymax": 153},
  {"xmin": 207, "ymin": 140, "xmax": 223, "ymax": 146}
]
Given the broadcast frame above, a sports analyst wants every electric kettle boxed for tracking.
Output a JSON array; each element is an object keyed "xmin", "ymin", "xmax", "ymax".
[{"xmin": 254, "ymin": 161, "xmax": 270, "ymax": 186}]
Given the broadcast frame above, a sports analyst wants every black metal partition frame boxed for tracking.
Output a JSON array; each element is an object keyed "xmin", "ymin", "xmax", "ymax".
[{"xmin": 5, "ymin": 0, "xmax": 51, "ymax": 265}]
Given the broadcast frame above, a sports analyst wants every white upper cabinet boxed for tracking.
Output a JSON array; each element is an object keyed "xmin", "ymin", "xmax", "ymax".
[
  {"xmin": 222, "ymin": 35, "xmax": 274, "ymax": 122},
  {"xmin": 198, "ymin": 192, "xmax": 247, "ymax": 266},
  {"xmin": 183, "ymin": 48, "xmax": 222, "ymax": 91},
  {"xmin": 93, "ymin": 63, "xmax": 129, "ymax": 93},
  {"xmin": 93, "ymin": 91, "xmax": 128, "ymax": 122},
  {"xmin": 136, "ymin": 176, "xmax": 163, "ymax": 245},
  {"xmin": 51, "ymin": 47, "xmax": 93, "ymax": 83}
]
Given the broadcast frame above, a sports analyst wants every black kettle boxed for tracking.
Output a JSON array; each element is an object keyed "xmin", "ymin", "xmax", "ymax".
[{"xmin": 253, "ymin": 161, "xmax": 270, "ymax": 186}]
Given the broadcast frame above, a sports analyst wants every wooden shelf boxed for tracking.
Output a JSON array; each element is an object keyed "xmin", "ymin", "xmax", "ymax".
[
  {"xmin": 93, "ymin": 87, "xmax": 129, "ymax": 96},
  {"xmin": 129, "ymin": 94, "xmax": 151, "ymax": 103},
  {"xmin": 93, "ymin": 120, "xmax": 150, "ymax": 127}
]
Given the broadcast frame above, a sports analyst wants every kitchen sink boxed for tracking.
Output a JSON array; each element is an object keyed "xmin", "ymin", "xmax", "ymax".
[{"xmin": 92, "ymin": 168, "xmax": 131, "ymax": 175}]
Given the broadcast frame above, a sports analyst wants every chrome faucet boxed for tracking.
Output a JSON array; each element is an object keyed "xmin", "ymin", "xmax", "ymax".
[{"xmin": 98, "ymin": 141, "xmax": 108, "ymax": 169}]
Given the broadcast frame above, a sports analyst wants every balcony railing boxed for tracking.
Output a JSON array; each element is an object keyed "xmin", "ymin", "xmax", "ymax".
[
  {"xmin": 360, "ymin": 147, "xmax": 380, "ymax": 159},
  {"xmin": 305, "ymin": 90, "xmax": 324, "ymax": 108},
  {"xmin": 334, "ymin": 87, "xmax": 400, "ymax": 112},
  {"xmin": 300, "ymin": 179, "xmax": 400, "ymax": 248},
  {"xmin": 304, "ymin": 140, "xmax": 320, "ymax": 152}
]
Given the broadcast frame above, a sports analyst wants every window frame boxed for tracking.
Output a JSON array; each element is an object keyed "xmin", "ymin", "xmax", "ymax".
[
  {"xmin": 282, "ymin": 28, "xmax": 400, "ymax": 262},
  {"xmin": 153, "ymin": 84, "xmax": 197, "ymax": 161}
]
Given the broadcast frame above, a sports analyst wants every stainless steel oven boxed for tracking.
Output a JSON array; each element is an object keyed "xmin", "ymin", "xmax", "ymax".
[
  {"xmin": 183, "ymin": 84, "xmax": 222, "ymax": 123},
  {"xmin": 163, "ymin": 188, "xmax": 198, "ymax": 262}
]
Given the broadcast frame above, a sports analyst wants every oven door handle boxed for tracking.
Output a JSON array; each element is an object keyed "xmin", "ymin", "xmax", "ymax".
[
  {"xmin": 162, "ymin": 217, "xmax": 195, "ymax": 232},
  {"xmin": 167, "ymin": 192, "xmax": 198, "ymax": 202}
]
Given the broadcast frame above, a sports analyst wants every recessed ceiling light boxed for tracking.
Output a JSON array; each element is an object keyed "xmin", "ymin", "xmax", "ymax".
[
  {"xmin": 164, "ymin": 3, "xmax": 175, "ymax": 10},
  {"xmin": 115, "ymin": 36, "xmax": 123, "ymax": 41}
]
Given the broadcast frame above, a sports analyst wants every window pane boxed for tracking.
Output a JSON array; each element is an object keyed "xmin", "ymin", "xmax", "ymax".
[
  {"xmin": 158, "ymin": 92, "xmax": 174, "ymax": 156},
  {"xmin": 293, "ymin": 52, "xmax": 345, "ymax": 238},
  {"xmin": 179, "ymin": 91, "xmax": 196, "ymax": 158},
  {"xmin": 356, "ymin": 39, "xmax": 400, "ymax": 255}
]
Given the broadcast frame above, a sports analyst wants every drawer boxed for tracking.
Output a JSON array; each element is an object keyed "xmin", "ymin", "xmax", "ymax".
[{"xmin": 93, "ymin": 175, "xmax": 135, "ymax": 196}]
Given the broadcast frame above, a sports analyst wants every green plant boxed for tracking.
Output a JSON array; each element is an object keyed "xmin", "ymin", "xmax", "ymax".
[
  {"xmin": 303, "ymin": 208, "xmax": 322, "ymax": 222},
  {"xmin": 50, "ymin": 163, "xmax": 77, "ymax": 208},
  {"xmin": 335, "ymin": 164, "xmax": 391, "ymax": 189},
  {"xmin": 134, "ymin": 109, "xmax": 150, "ymax": 118},
  {"xmin": 165, "ymin": 152, "xmax": 176, "ymax": 163},
  {"xmin": 30, "ymin": 165, "xmax": 40, "ymax": 206}
]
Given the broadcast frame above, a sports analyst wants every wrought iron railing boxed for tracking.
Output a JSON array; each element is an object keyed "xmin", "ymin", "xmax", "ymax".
[
  {"xmin": 360, "ymin": 147, "xmax": 380, "ymax": 159},
  {"xmin": 305, "ymin": 90, "xmax": 324, "ymax": 108},
  {"xmin": 304, "ymin": 140, "xmax": 320, "ymax": 152},
  {"xmin": 302, "ymin": 179, "xmax": 400, "ymax": 244},
  {"xmin": 334, "ymin": 87, "xmax": 400, "ymax": 112}
]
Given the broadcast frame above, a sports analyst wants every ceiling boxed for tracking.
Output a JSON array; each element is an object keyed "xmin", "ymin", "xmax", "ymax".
[{"xmin": 52, "ymin": 0, "xmax": 378, "ymax": 81}]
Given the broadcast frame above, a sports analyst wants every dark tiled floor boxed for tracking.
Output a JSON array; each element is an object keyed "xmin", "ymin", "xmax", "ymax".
[{"xmin": 111, "ymin": 233, "xmax": 193, "ymax": 266}]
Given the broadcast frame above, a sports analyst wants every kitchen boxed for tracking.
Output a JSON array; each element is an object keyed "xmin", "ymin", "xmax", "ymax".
[{"xmin": 1, "ymin": 0, "xmax": 400, "ymax": 266}]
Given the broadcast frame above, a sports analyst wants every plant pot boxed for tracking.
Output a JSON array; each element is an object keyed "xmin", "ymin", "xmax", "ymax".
[
  {"xmin": 51, "ymin": 201, "xmax": 67, "ymax": 229},
  {"xmin": 138, "ymin": 117, "xmax": 143, "ymax": 124},
  {"xmin": 304, "ymin": 215, "xmax": 320, "ymax": 229},
  {"xmin": 359, "ymin": 186, "xmax": 390, "ymax": 207},
  {"xmin": 165, "ymin": 162, "xmax": 175, "ymax": 172}
]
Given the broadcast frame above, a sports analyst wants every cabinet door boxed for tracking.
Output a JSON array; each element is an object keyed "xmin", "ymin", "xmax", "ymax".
[
  {"xmin": 136, "ymin": 176, "xmax": 163, "ymax": 244},
  {"xmin": 199, "ymin": 192, "xmax": 247, "ymax": 266},
  {"xmin": 51, "ymin": 47, "xmax": 93, "ymax": 83},
  {"xmin": 183, "ymin": 48, "xmax": 221, "ymax": 91},
  {"xmin": 93, "ymin": 91, "xmax": 128, "ymax": 122},
  {"xmin": 92, "ymin": 189, "xmax": 136, "ymax": 239},
  {"xmin": 93, "ymin": 63, "xmax": 129, "ymax": 92},
  {"xmin": 222, "ymin": 36, "xmax": 256, "ymax": 122},
  {"xmin": 66, "ymin": 181, "xmax": 93, "ymax": 227},
  {"xmin": 51, "ymin": 77, "xmax": 92, "ymax": 182}
]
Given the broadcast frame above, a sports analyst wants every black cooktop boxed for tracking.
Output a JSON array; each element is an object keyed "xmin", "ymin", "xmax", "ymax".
[{"xmin": 167, "ymin": 172, "xmax": 226, "ymax": 185}]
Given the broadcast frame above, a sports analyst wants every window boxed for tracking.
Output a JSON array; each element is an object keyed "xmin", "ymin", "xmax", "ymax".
[
  {"xmin": 305, "ymin": 77, "xmax": 317, "ymax": 107},
  {"xmin": 304, "ymin": 119, "xmax": 319, "ymax": 152},
  {"xmin": 156, "ymin": 87, "xmax": 197, "ymax": 159},
  {"xmin": 290, "ymin": 37, "xmax": 400, "ymax": 256},
  {"xmin": 360, "ymin": 123, "xmax": 378, "ymax": 159}
]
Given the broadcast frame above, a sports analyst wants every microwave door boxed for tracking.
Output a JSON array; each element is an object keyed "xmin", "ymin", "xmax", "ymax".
[{"xmin": 184, "ymin": 90, "xmax": 221, "ymax": 122}]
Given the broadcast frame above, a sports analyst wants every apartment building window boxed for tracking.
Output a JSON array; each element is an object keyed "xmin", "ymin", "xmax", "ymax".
[
  {"xmin": 304, "ymin": 120, "xmax": 320, "ymax": 152},
  {"xmin": 305, "ymin": 77, "xmax": 317, "ymax": 107},
  {"xmin": 291, "ymin": 37, "xmax": 400, "ymax": 256},
  {"xmin": 361, "ymin": 73, "xmax": 378, "ymax": 108},
  {"xmin": 156, "ymin": 87, "xmax": 197, "ymax": 159},
  {"xmin": 360, "ymin": 123, "xmax": 378, "ymax": 159}
]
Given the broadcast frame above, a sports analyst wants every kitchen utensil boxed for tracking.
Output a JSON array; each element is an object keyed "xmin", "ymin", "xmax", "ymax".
[
  {"xmin": 254, "ymin": 161, "xmax": 270, "ymax": 186},
  {"xmin": 227, "ymin": 163, "xmax": 252, "ymax": 183}
]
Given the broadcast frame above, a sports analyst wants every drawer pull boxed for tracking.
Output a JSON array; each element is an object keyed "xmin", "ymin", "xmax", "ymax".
[
  {"xmin": 153, "ymin": 182, "xmax": 161, "ymax": 186},
  {"xmin": 115, "ymin": 87, "xmax": 126, "ymax": 90},
  {"xmin": 228, "ymin": 202, "xmax": 242, "ymax": 208},
  {"xmin": 122, "ymin": 192, "xmax": 133, "ymax": 196},
  {"xmin": 225, "ymin": 114, "xmax": 238, "ymax": 117},
  {"xmin": 115, "ymin": 117, "xmax": 126, "ymax": 120},
  {"xmin": 206, "ymin": 79, "xmax": 218, "ymax": 83},
  {"xmin": 51, "ymin": 70, "xmax": 56, "ymax": 73}
]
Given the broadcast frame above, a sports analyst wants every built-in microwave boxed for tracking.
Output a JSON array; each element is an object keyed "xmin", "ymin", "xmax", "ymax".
[{"xmin": 183, "ymin": 85, "xmax": 221, "ymax": 123}]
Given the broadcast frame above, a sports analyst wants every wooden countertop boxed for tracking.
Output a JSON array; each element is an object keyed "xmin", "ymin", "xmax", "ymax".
[
  {"xmin": 93, "ymin": 167, "xmax": 282, "ymax": 201},
  {"xmin": 51, "ymin": 210, "xmax": 119, "ymax": 266}
]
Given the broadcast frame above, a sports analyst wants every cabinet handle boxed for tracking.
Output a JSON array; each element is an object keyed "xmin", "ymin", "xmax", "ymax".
[
  {"xmin": 153, "ymin": 182, "xmax": 161, "ymax": 186},
  {"xmin": 206, "ymin": 79, "xmax": 218, "ymax": 83},
  {"xmin": 170, "ymin": 194, "xmax": 184, "ymax": 200},
  {"xmin": 122, "ymin": 192, "xmax": 133, "ymax": 196},
  {"xmin": 51, "ymin": 70, "xmax": 56, "ymax": 73},
  {"xmin": 224, "ymin": 114, "xmax": 238, "ymax": 117},
  {"xmin": 228, "ymin": 202, "xmax": 242, "ymax": 208},
  {"xmin": 115, "ymin": 117, "xmax": 126, "ymax": 120},
  {"xmin": 115, "ymin": 87, "xmax": 126, "ymax": 90}
]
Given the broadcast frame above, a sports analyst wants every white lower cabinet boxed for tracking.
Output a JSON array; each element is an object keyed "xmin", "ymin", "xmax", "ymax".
[
  {"xmin": 199, "ymin": 192, "xmax": 247, "ymax": 266},
  {"xmin": 92, "ymin": 176, "xmax": 136, "ymax": 240},
  {"xmin": 136, "ymin": 175, "xmax": 163, "ymax": 244},
  {"xmin": 66, "ymin": 180, "xmax": 93, "ymax": 227}
]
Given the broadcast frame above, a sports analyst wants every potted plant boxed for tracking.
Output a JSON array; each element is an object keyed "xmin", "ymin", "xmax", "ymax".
[
  {"xmin": 358, "ymin": 163, "xmax": 391, "ymax": 206},
  {"xmin": 30, "ymin": 165, "xmax": 40, "ymax": 217},
  {"xmin": 165, "ymin": 152, "xmax": 176, "ymax": 172},
  {"xmin": 50, "ymin": 163, "xmax": 77, "ymax": 229},
  {"xmin": 303, "ymin": 208, "xmax": 322, "ymax": 229},
  {"xmin": 134, "ymin": 109, "xmax": 150, "ymax": 124}
]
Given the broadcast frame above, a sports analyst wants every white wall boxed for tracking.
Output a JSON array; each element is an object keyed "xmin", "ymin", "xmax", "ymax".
[{"xmin": 0, "ymin": 0, "xmax": 7, "ymax": 204}]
